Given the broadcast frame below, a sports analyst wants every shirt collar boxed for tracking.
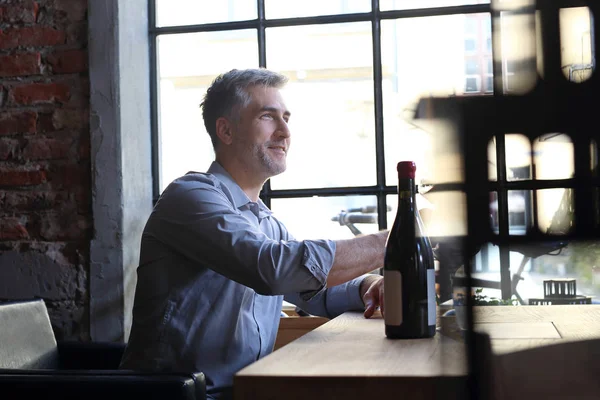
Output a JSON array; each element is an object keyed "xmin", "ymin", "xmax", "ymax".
[{"xmin": 207, "ymin": 161, "xmax": 273, "ymax": 217}]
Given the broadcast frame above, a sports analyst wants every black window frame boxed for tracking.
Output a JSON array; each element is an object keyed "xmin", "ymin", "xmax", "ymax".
[
  {"xmin": 147, "ymin": 0, "xmax": 597, "ymax": 300},
  {"xmin": 148, "ymin": 0, "xmax": 493, "ymax": 229}
]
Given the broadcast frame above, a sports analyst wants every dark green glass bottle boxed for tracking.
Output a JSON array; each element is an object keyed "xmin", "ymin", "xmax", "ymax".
[{"xmin": 384, "ymin": 161, "xmax": 436, "ymax": 339}]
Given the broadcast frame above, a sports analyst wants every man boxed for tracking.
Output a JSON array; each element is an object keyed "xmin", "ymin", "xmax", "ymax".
[{"xmin": 120, "ymin": 68, "xmax": 388, "ymax": 399}]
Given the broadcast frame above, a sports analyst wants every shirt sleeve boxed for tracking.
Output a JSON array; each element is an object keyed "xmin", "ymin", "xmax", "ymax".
[
  {"xmin": 143, "ymin": 176, "xmax": 335, "ymax": 297},
  {"xmin": 283, "ymin": 275, "xmax": 370, "ymax": 319}
]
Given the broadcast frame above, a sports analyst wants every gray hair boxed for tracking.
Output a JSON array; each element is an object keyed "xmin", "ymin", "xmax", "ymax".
[{"xmin": 200, "ymin": 68, "xmax": 288, "ymax": 149}]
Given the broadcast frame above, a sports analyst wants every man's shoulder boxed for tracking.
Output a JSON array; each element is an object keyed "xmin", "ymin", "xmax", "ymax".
[
  {"xmin": 158, "ymin": 172, "xmax": 232, "ymax": 206},
  {"xmin": 167, "ymin": 172, "xmax": 224, "ymax": 192}
]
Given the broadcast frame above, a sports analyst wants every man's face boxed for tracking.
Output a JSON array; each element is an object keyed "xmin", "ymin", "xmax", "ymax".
[{"xmin": 231, "ymin": 85, "xmax": 291, "ymax": 180}]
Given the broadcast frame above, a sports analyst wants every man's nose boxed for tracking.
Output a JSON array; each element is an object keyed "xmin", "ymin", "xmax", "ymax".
[{"xmin": 276, "ymin": 119, "xmax": 290, "ymax": 138}]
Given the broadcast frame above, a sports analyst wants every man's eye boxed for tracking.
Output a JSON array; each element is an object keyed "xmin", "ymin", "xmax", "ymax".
[{"xmin": 261, "ymin": 114, "xmax": 273, "ymax": 119}]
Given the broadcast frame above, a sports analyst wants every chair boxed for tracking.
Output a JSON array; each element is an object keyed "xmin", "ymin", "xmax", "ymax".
[{"xmin": 0, "ymin": 299, "xmax": 206, "ymax": 400}]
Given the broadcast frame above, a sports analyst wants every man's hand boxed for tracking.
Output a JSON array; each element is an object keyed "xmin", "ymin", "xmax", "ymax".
[{"xmin": 360, "ymin": 274, "xmax": 384, "ymax": 319}]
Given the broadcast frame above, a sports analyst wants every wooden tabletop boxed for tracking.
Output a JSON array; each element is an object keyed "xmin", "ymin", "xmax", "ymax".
[{"xmin": 234, "ymin": 305, "xmax": 600, "ymax": 400}]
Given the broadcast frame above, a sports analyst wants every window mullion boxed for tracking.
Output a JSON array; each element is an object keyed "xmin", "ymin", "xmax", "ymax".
[
  {"xmin": 257, "ymin": 0, "xmax": 272, "ymax": 208},
  {"xmin": 371, "ymin": 0, "xmax": 387, "ymax": 230}
]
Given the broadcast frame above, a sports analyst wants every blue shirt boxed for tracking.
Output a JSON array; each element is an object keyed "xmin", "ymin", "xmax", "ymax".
[{"xmin": 120, "ymin": 162, "xmax": 367, "ymax": 399}]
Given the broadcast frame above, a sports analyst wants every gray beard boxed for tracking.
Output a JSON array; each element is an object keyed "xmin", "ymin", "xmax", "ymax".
[{"xmin": 254, "ymin": 145, "xmax": 286, "ymax": 177}]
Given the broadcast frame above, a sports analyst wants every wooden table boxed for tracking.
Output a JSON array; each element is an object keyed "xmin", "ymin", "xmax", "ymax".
[{"xmin": 234, "ymin": 305, "xmax": 600, "ymax": 400}]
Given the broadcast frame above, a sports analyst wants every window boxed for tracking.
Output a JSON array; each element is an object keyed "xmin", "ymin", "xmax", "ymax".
[
  {"xmin": 149, "ymin": 1, "xmax": 597, "ymax": 302},
  {"xmin": 150, "ymin": 0, "xmax": 494, "ymax": 241}
]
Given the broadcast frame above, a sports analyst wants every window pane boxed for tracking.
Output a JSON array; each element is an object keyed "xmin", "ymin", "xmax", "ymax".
[
  {"xmin": 490, "ymin": 190, "xmax": 532, "ymax": 235},
  {"xmin": 156, "ymin": 31, "xmax": 258, "ymax": 191},
  {"xmin": 380, "ymin": 0, "xmax": 489, "ymax": 11},
  {"xmin": 539, "ymin": 188, "xmax": 573, "ymax": 235},
  {"xmin": 266, "ymin": 22, "xmax": 376, "ymax": 190},
  {"xmin": 381, "ymin": 14, "xmax": 491, "ymax": 186},
  {"xmin": 270, "ymin": 195, "xmax": 379, "ymax": 240},
  {"xmin": 486, "ymin": 57, "xmax": 493, "ymax": 74},
  {"xmin": 468, "ymin": 240, "xmax": 599, "ymax": 306},
  {"xmin": 560, "ymin": 7, "xmax": 595, "ymax": 83},
  {"xmin": 465, "ymin": 59, "xmax": 480, "ymax": 74},
  {"xmin": 392, "ymin": 191, "xmax": 467, "ymax": 238},
  {"xmin": 155, "ymin": 0, "xmax": 257, "ymax": 27},
  {"xmin": 465, "ymin": 76, "xmax": 480, "ymax": 92},
  {"xmin": 265, "ymin": 0, "xmax": 370, "ymax": 19},
  {"xmin": 484, "ymin": 74, "xmax": 494, "ymax": 92},
  {"xmin": 498, "ymin": 11, "xmax": 538, "ymax": 93},
  {"xmin": 533, "ymin": 134, "xmax": 574, "ymax": 180},
  {"xmin": 525, "ymin": 239, "xmax": 600, "ymax": 305},
  {"xmin": 487, "ymin": 134, "xmax": 532, "ymax": 182}
]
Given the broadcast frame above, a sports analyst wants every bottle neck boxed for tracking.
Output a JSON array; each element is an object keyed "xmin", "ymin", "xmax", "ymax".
[{"xmin": 398, "ymin": 177, "xmax": 415, "ymax": 193}]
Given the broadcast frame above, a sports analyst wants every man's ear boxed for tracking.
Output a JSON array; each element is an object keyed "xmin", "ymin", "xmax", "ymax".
[{"xmin": 215, "ymin": 117, "xmax": 233, "ymax": 146}]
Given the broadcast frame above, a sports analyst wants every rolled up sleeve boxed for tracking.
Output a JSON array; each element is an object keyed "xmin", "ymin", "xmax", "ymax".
[
  {"xmin": 296, "ymin": 240, "xmax": 336, "ymax": 301},
  {"xmin": 284, "ymin": 275, "xmax": 369, "ymax": 318}
]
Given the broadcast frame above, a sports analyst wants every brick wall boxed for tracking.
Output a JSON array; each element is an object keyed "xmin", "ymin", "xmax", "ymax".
[{"xmin": 0, "ymin": 0, "xmax": 91, "ymax": 340}]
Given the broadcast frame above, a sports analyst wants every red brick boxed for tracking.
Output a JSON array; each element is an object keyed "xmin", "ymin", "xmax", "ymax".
[
  {"xmin": 54, "ymin": 109, "xmax": 87, "ymax": 130},
  {"xmin": 2, "ymin": 190, "xmax": 72, "ymax": 211},
  {"xmin": 0, "ymin": 26, "xmax": 66, "ymax": 50},
  {"xmin": 0, "ymin": 1, "xmax": 39, "ymax": 24},
  {"xmin": 0, "ymin": 111, "xmax": 37, "ymax": 135},
  {"xmin": 0, "ymin": 138, "xmax": 20, "ymax": 160},
  {"xmin": 23, "ymin": 137, "xmax": 71, "ymax": 160},
  {"xmin": 54, "ymin": 0, "xmax": 87, "ymax": 22},
  {"xmin": 37, "ymin": 109, "xmax": 87, "ymax": 132},
  {"xmin": 47, "ymin": 49, "xmax": 88, "ymax": 74},
  {"xmin": 47, "ymin": 162, "xmax": 89, "ymax": 189},
  {"xmin": 0, "ymin": 217, "xmax": 29, "ymax": 240},
  {"xmin": 37, "ymin": 112, "xmax": 54, "ymax": 132},
  {"xmin": 0, "ymin": 53, "xmax": 41, "ymax": 77},
  {"xmin": 73, "ymin": 188, "xmax": 90, "ymax": 213},
  {"xmin": 10, "ymin": 82, "xmax": 70, "ymax": 105},
  {"xmin": 0, "ymin": 168, "xmax": 47, "ymax": 186}
]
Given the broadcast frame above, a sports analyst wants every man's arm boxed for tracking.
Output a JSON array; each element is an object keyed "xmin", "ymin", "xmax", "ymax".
[{"xmin": 327, "ymin": 231, "xmax": 388, "ymax": 287}]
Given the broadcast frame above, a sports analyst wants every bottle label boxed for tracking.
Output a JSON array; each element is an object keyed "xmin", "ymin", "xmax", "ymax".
[
  {"xmin": 427, "ymin": 269, "xmax": 436, "ymax": 326},
  {"xmin": 383, "ymin": 270, "xmax": 402, "ymax": 326}
]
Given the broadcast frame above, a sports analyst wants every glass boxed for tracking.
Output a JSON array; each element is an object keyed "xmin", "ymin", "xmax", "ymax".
[
  {"xmin": 470, "ymin": 239, "xmax": 600, "ymax": 306},
  {"xmin": 270, "ymin": 195, "xmax": 379, "ymax": 240},
  {"xmin": 484, "ymin": 75, "xmax": 494, "ymax": 92},
  {"xmin": 537, "ymin": 188, "xmax": 573, "ymax": 235},
  {"xmin": 155, "ymin": 0, "xmax": 257, "ymax": 27},
  {"xmin": 380, "ymin": 0, "xmax": 489, "ymax": 11},
  {"xmin": 265, "ymin": 0, "xmax": 370, "ymax": 19},
  {"xmin": 497, "ymin": 9, "xmax": 538, "ymax": 93},
  {"xmin": 266, "ymin": 22, "xmax": 376, "ymax": 190},
  {"xmin": 487, "ymin": 134, "xmax": 532, "ymax": 182},
  {"xmin": 489, "ymin": 190, "xmax": 532, "ymax": 235},
  {"xmin": 470, "ymin": 242, "xmax": 510, "ymax": 300},
  {"xmin": 560, "ymin": 7, "xmax": 594, "ymax": 83},
  {"xmin": 391, "ymin": 191, "xmax": 467, "ymax": 238},
  {"xmin": 524, "ymin": 239, "xmax": 599, "ymax": 304},
  {"xmin": 381, "ymin": 14, "xmax": 491, "ymax": 186},
  {"xmin": 533, "ymin": 134, "xmax": 574, "ymax": 180},
  {"xmin": 465, "ymin": 59, "xmax": 480, "ymax": 74},
  {"xmin": 156, "ymin": 31, "xmax": 258, "ymax": 191}
]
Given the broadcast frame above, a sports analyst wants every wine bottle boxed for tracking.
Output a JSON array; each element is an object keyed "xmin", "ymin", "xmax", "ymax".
[{"xmin": 384, "ymin": 161, "xmax": 436, "ymax": 339}]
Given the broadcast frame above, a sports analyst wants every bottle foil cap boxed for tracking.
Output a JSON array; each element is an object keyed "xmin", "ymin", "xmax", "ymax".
[{"xmin": 397, "ymin": 161, "xmax": 416, "ymax": 178}]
